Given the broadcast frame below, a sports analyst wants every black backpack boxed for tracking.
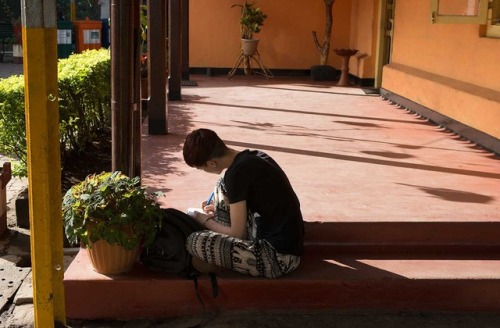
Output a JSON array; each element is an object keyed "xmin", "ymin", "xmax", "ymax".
[
  {"xmin": 140, "ymin": 207, "xmax": 204, "ymax": 278},
  {"xmin": 140, "ymin": 207, "xmax": 219, "ymax": 325}
]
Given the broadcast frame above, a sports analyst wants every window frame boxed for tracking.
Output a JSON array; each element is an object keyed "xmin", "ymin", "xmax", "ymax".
[
  {"xmin": 430, "ymin": 0, "xmax": 489, "ymax": 24},
  {"xmin": 486, "ymin": 0, "xmax": 500, "ymax": 37}
]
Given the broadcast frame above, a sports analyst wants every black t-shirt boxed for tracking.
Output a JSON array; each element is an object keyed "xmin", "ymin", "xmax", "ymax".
[{"xmin": 224, "ymin": 150, "xmax": 304, "ymax": 256}]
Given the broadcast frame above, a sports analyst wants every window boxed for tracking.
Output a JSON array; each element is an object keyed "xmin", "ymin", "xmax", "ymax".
[
  {"xmin": 431, "ymin": 0, "xmax": 500, "ymax": 38},
  {"xmin": 487, "ymin": 0, "xmax": 500, "ymax": 37},
  {"xmin": 430, "ymin": 0, "xmax": 489, "ymax": 24}
]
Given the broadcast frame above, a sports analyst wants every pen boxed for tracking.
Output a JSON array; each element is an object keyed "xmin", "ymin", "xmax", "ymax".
[{"xmin": 206, "ymin": 191, "xmax": 215, "ymax": 205}]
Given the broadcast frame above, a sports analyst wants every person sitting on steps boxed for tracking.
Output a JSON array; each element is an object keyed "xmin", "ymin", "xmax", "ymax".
[{"xmin": 183, "ymin": 128, "xmax": 304, "ymax": 278}]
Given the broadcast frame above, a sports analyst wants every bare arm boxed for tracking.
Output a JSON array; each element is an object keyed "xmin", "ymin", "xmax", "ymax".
[{"xmin": 203, "ymin": 200, "xmax": 248, "ymax": 240}]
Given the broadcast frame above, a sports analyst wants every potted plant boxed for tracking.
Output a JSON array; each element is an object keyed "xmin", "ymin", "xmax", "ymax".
[
  {"xmin": 232, "ymin": 0, "xmax": 267, "ymax": 56},
  {"xmin": 62, "ymin": 171, "xmax": 164, "ymax": 274}
]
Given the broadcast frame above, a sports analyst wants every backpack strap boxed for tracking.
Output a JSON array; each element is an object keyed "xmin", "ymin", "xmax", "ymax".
[
  {"xmin": 189, "ymin": 273, "xmax": 219, "ymax": 328},
  {"xmin": 209, "ymin": 273, "xmax": 219, "ymax": 298}
]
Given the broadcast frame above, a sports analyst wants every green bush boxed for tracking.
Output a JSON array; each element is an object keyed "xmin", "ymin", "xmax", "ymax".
[
  {"xmin": 0, "ymin": 48, "xmax": 111, "ymax": 177},
  {"xmin": 58, "ymin": 49, "xmax": 111, "ymax": 156},
  {"xmin": 0, "ymin": 75, "xmax": 27, "ymax": 177}
]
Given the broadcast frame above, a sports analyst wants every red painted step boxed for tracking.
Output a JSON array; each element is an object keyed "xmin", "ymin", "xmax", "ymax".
[{"xmin": 64, "ymin": 244, "xmax": 500, "ymax": 320}]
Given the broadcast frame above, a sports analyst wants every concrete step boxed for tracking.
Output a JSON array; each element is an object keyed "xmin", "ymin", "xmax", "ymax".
[
  {"xmin": 64, "ymin": 244, "xmax": 500, "ymax": 320},
  {"xmin": 305, "ymin": 221, "xmax": 500, "ymax": 248}
]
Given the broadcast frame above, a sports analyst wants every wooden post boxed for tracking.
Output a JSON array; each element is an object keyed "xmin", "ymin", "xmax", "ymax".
[
  {"xmin": 21, "ymin": 0, "xmax": 66, "ymax": 326},
  {"xmin": 132, "ymin": 0, "xmax": 142, "ymax": 176},
  {"xmin": 147, "ymin": 0, "xmax": 167, "ymax": 135},
  {"xmin": 181, "ymin": 0, "xmax": 190, "ymax": 81},
  {"xmin": 168, "ymin": 0, "xmax": 182, "ymax": 101},
  {"xmin": 111, "ymin": 0, "xmax": 142, "ymax": 177}
]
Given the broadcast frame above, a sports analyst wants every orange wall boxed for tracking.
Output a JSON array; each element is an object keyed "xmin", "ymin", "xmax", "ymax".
[
  {"xmin": 187, "ymin": 0, "xmax": 498, "ymax": 139},
  {"xmin": 349, "ymin": 0, "xmax": 378, "ymax": 79},
  {"xmin": 189, "ymin": 0, "xmax": 352, "ymax": 70},
  {"xmin": 382, "ymin": 0, "xmax": 500, "ymax": 138},
  {"xmin": 390, "ymin": 1, "xmax": 500, "ymax": 89}
]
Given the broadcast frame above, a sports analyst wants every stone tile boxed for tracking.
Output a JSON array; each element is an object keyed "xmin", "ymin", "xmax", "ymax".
[
  {"xmin": 13, "ymin": 271, "xmax": 32, "ymax": 305},
  {"xmin": 3, "ymin": 303, "xmax": 34, "ymax": 328},
  {"xmin": 0, "ymin": 265, "xmax": 30, "ymax": 316}
]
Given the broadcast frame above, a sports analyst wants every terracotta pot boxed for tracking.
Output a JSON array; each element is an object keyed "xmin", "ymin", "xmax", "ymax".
[
  {"xmin": 87, "ymin": 239, "xmax": 140, "ymax": 275},
  {"xmin": 241, "ymin": 39, "xmax": 259, "ymax": 56}
]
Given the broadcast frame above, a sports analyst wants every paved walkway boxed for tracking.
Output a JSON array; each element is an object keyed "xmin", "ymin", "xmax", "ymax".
[
  {"xmin": 0, "ymin": 62, "xmax": 23, "ymax": 78},
  {"xmin": 141, "ymin": 76, "xmax": 499, "ymax": 226},
  {"xmin": 1, "ymin": 64, "xmax": 500, "ymax": 327}
]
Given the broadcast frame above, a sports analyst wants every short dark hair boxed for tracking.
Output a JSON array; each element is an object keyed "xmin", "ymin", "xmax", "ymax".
[{"xmin": 183, "ymin": 129, "xmax": 229, "ymax": 167}]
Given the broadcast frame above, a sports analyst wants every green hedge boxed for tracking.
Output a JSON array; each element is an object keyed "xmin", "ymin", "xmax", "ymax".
[{"xmin": 0, "ymin": 48, "xmax": 111, "ymax": 177}]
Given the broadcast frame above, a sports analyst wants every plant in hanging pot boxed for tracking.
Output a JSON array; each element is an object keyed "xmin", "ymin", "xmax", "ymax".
[
  {"xmin": 232, "ymin": 0, "xmax": 267, "ymax": 56},
  {"xmin": 62, "ymin": 171, "xmax": 163, "ymax": 275}
]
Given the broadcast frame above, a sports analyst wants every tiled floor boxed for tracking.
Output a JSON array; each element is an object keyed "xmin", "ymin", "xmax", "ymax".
[
  {"xmin": 3, "ymin": 65, "xmax": 500, "ymax": 323},
  {"xmin": 140, "ymin": 75, "xmax": 500, "ymax": 226}
]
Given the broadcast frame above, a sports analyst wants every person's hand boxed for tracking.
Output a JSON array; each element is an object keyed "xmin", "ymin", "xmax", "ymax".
[
  {"xmin": 187, "ymin": 208, "xmax": 214, "ymax": 226},
  {"xmin": 201, "ymin": 201, "xmax": 215, "ymax": 215}
]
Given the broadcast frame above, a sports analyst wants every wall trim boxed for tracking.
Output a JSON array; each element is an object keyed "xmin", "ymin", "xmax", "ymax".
[
  {"xmin": 189, "ymin": 67, "xmax": 311, "ymax": 77},
  {"xmin": 189, "ymin": 67, "xmax": 375, "ymax": 88},
  {"xmin": 380, "ymin": 88, "xmax": 500, "ymax": 155}
]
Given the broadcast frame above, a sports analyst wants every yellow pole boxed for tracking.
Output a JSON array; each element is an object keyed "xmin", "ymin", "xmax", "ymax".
[
  {"xmin": 70, "ymin": 0, "xmax": 76, "ymax": 21},
  {"xmin": 21, "ymin": 0, "xmax": 66, "ymax": 326}
]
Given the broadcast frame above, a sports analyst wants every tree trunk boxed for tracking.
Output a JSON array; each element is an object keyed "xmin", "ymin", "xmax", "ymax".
[{"xmin": 313, "ymin": 0, "xmax": 335, "ymax": 65}]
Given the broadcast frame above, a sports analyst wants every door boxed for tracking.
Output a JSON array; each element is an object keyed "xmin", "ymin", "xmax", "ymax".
[{"xmin": 375, "ymin": 0, "xmax": 396, "ymax": 88}]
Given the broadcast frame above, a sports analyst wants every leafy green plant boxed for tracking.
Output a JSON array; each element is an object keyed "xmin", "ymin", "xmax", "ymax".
[
  {"xmin": 232, "ymin": 0, "xmax": 267, "ymax": 39},
  {"xmin": 62, "ymin": 171, "xmax": 164, "ymax": 250},
  {"xmin": 0, "ymin": 48, "xmax": 111, "ymax": 178},
  {"xmin": 140, "ymin": 4, "xmax": 148, "ymax": 47},
  {"xmin": 0, "ymin": 75, "xmax": 27, "ymax": 177},
  {"xmin": 139, "ymin": 4, "xmax": 148, "ymax": 78},
  {"xmin": 58, "ymin": 48, "xmax": 111, "ymax": 156}
]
